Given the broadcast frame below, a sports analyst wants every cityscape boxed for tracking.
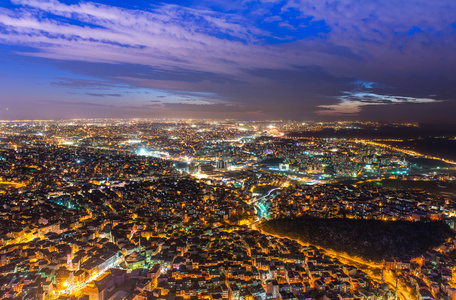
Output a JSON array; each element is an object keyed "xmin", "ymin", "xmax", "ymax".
[
  {"xmin": 2, "ymin": 0, "xmax": 456, "ymax": 300},
  {"xmin": 0, "ymin": 120, "xmax": 455, "ymax": 300}
]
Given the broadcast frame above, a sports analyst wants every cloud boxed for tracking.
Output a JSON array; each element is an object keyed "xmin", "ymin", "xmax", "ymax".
[
  {"xmin": 1, "ymin": 0, "xmax": 456, "ymax": 122},
  {"xmin": 352, "ymin": 80, "xmax": 374, "ymax": 89},
  {"xmin": 51, "ymin": 78, "xmax": 128, "ymax": 89},
  {"xmin": 162, "ymin": 102, "xmax": 251, "ymax": 113},
  {"xmin": 0, "ymin": 0, "xmax": 299, "ymax": 78},
  {"xmin": 0, "ymin": 0, "xmax": 362, "ymax": 82},
  {"xmin": 143, "ymin": 103, "xmax": 163, "ymax": 107},
  {"xmin": 281, "ymin": 0, "xmax": 456, "ymax": 36},
  {"xmin": 38, "ymin": 100, "xmax": 114, "ymax": 107},
  {"xmin": 317, "ymin": 92, "xmax": 442, "ymax": 116},
  {"xmin": 263, "ymin": 15, "xmax": 282, "ymax": 23},
  {"xmin": 85, "ymin": 93, "xmax": 121, "ymax": 97}
]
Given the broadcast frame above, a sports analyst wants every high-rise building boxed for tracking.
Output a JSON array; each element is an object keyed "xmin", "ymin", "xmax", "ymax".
[
  {"xmin": 216, "ymin": 160, "xmax": 229, "ymax": 170},
  {"xmin": 188, "ymin": 162, "xmax": 196, "ymax": 174}
]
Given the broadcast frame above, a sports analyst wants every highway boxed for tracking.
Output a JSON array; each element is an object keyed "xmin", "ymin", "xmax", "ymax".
[
  {"xmin": 249, "ymin": 187, "xmax": 282, "ymax": 221},
  {"xmin": 357, "ymin": 139, "xmax": 456, "ymax": 165},
  {"xmin": 249, "ymin": 187, "xmax": 282, "ymax": 205}
]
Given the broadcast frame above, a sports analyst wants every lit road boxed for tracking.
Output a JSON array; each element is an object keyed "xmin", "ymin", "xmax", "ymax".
[
  {"xmin": 0, "ymin": 180, "xmax": 26, "ymax": 188},
  {"xmin": 56, "ymin": 258, "xmax": 121, "ymax": 297},
  {"xmin": 357, "ymin": 139, "xmax": 456, "ymax": 165},
  {"xmin": 255, "ymin": 227, "xmax": 414, "ymax": 300},
  {"xmin": 249, "ymin": 190, "xmax": 415, "ymax": 300},
  {"xmin": 249, "ymin": 187, "xmax": 282, "ymax": 205},
  {"xmin": 250, "ymin": 187, "xmax": 282, "ymax": 221}
]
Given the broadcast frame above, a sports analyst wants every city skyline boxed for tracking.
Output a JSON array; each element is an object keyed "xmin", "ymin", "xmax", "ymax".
[
  {"xmin": 1, "ymin": 119, "xmax": 455, "ymax": 299},
  {"xmin": 1, "ymin": 0, "xmax": 456, "ymax": 123}
]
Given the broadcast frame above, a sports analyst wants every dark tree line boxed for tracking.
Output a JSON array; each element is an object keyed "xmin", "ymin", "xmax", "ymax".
[{"xmin": 260, "ymin": 216, "xmax": 454, "ymax": 262}]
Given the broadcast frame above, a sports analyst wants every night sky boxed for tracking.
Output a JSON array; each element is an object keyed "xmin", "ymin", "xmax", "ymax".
[{"xmin": 1, "ymin": 0, "xmax": 456, "ymax": 123}]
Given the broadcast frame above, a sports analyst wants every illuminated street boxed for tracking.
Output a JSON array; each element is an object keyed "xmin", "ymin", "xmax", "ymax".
[
  {"xmin": 255, "ymin": 226, "xmax": 415, "ymax": 300},
  {"xmin": 0, "ymin": 120, "xmax": 454, "ymax": 299},
  {"xmin": 250, "ymin": 187, "xmax": 416, "ymax": 300},
  {"xmin": 1, "ymin": 0, "xmax": 456, "ymax": 296}
]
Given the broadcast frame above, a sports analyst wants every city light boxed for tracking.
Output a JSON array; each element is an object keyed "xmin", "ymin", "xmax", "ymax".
[{"xmin": 0, "ymin": 120, "xmax": 454, "ymax": 300}]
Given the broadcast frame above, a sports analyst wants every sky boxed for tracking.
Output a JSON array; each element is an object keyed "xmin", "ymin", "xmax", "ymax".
[{"xmin": 0, "ymin": 0, "xmax": 456, "ymax": 123}]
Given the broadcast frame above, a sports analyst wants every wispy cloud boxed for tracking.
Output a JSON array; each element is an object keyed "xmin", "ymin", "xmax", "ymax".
[
  {"xmin": 281, "ymin": 0, "xmax": 456, "ymax": 37},
  {"xmin": 3, "ymin": 0, "xmax": 454, "ymax": 84},
  {"xmin": 51, "ymin": 78, "xmax": 129, "ymax": 89},
  {"xmin": 1, "ymin": 0, "xmax": 455, "ymax": 122},
  {"xmin": 0, "ymin": 0, "xmax": 299, "ymax": 78},
  {"xmin": 85, "ymin": 93, "xmax": 121, "ymax": 97},
  {"xmin": 317, "ymin": 92, "xmax": 442, "ymax": 116},
  {"xmin": 38, "ymin": 100, "xmax": 114, "ymax": 107}
]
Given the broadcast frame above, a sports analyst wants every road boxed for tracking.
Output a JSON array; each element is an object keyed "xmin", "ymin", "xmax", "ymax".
[
  {"xmin": 56, "ymin": 258, "xmax": 122, "ymax": 298},
  {"xmin": 254, "ymin": 226, "xmax": 414, "ymax": 300},
  {"xmin": 358, "ymin": 139, "xmax": 456, "ymax": 165},
  {"xmin": 250, "ymin": 187, "xmax": 282, "ymax": 221},
  {"xmin": 247, "ymin": 186, "xmax": 415, "ymax": 300},
  {"xmin": 249, "ymin": 187, "xmax": 282, "ymax": 205}
]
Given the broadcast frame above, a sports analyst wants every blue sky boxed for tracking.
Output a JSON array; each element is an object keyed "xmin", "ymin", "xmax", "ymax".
[{"xmin": 0, "ymin": 0, "xmax": 456, "ymax": 122}]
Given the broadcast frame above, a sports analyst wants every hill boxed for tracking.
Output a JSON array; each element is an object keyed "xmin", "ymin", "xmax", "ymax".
[{"xmin": 259, "ymin": 216, "xmax": 454, "ymax": 262}]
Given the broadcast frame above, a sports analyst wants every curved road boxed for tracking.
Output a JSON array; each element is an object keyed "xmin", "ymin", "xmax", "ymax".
[{"xmin": 247, "ymin": 186, "xmax": 414, "ymax": 300}]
